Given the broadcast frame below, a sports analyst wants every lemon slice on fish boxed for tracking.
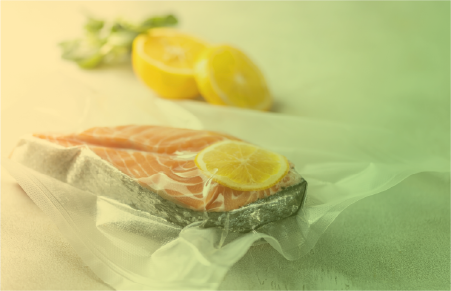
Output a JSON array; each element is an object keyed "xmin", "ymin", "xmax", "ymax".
[
  {"xmin": 132, "ymin": 28, "xmax": 209, "ymax": 99},
  {"xmin": 194, "ymin": 45, "xmax": 272, "ymax": 111},
  {"xmin": 194, "ymin": 140, "xmax": 289, "ymax": 191}
]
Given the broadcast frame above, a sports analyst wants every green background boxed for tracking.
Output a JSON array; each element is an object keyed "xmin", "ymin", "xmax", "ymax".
[{"xmin": 2, "ymin": 1, "xmax": 449, "ymax": 290}]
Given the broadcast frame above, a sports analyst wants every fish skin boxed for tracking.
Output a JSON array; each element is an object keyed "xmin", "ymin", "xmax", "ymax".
[{"xmin": 34, "ymin": 125, "xmax": 300, "ymax": 212}]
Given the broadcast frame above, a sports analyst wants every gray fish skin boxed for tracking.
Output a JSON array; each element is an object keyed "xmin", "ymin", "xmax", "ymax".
[
  {"xmin": 203, "ymin": 180, "xmax": 308, "ymax": 233},
  {"xmin": 10, "ymin": 136, "xmax": 307, "ymax": 233}
]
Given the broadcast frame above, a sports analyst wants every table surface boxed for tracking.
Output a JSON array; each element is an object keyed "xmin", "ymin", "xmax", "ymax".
[{"xmin": 2, "ymin": 2, "xmax": 449, "ymax": 290}]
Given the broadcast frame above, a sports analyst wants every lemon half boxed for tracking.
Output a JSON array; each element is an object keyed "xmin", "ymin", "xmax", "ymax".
[
  {"xmin": 194, "ymin": 45, "xmax": 272, "ymax": 111},
  {"xmin": 195, "ymin": 140, "xmax": 289, "ymax": 191},
  {"xmin": 132, "ymin": 28, "xmax": 209, "ymax": 99}
]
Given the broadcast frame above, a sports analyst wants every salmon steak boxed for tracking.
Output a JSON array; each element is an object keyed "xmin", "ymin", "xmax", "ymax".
[{"xmin": 11, "ymin": 125, "xmax": 308, "ymax": 232}]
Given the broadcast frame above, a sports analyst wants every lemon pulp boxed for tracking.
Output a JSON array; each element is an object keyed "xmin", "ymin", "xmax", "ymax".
[
  {"xmin": 195, "ymin": 45, "xmax": 272, "ymax": 111},
  {"xmin": 132, "ymin": 28, "xmax": 208, "ymax": 99},
  {"xmin": 195, "ymin": 140, "xmax": 289, "ymax": 191}
]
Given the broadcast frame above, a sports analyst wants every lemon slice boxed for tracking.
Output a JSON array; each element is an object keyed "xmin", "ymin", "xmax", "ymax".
[
  {"xmin": 195, "ymin": 140, "xmax": 289, "ymax": 191},
  {"xmin": 132, "ymin": 28, "xmax": 209, "ymax": 99},
  {"xmin": 194, "ymin": 45, "xmax": 272, "ymax": 111}
]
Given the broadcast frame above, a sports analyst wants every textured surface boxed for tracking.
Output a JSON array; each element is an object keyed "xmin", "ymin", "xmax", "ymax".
[
  {"xmin": 2, "ymin": 1, "xmax": 449, "ymax": 290},
  {"xmin": 220, "ymin": 172, "xmax": 450, "ymax": 290},
  {"xmin": 1, "ymin": 170, "xmax": 111, "ymax": 291}
]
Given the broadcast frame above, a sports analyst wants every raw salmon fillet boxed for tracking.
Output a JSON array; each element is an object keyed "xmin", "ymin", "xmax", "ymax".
[{"xmin": 33, "ymin": 125, "xmax": 300, "ymax": 212}]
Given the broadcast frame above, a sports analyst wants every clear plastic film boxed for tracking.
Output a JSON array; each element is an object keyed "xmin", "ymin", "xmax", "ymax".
[
  {"xmin": 9, "ymin": 128, "xmax": 307, "ymax": 233},
  {"xmin": 2, "ymin": 72, "xmax": 449, "ymax": 290}
]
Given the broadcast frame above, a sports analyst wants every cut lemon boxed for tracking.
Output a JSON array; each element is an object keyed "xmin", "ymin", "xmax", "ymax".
[
  {"xmin": 132, "ymin": 28, "xmax": 209, "ymax": 99},
  {"xmin": 194, "ymin": 45, "xmax": 272, "ymax": 111},
  {"xmin": 195, "ymin": 140, "xmax": 289, "ymax": 191}
]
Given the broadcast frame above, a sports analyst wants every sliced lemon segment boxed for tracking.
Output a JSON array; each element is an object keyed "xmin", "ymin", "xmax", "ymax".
[
  {"xmin": 195, "ymin": 140, "xmax": 289, "ymax": 191},
  {"xmin": 194, "ymin": 45, "xmax": 272, "ymax": 111},
  {"xmin": 132, "ymin": 28, "xmax": 209, "ymax": 99}
]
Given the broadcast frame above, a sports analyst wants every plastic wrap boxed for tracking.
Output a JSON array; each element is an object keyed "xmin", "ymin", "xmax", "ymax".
[
  {"xmin": 10, "ymin": 128, "xmax": 307, "ymax": 233},
  {"xmin": 2, "ymin": 73, "xmax": 449, "ymax": 290}
]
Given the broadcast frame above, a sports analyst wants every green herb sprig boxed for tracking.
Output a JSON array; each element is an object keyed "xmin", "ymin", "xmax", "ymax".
[{"xmin": 59, "ymin": 14, "xmax": 178, "ymax": 69}]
